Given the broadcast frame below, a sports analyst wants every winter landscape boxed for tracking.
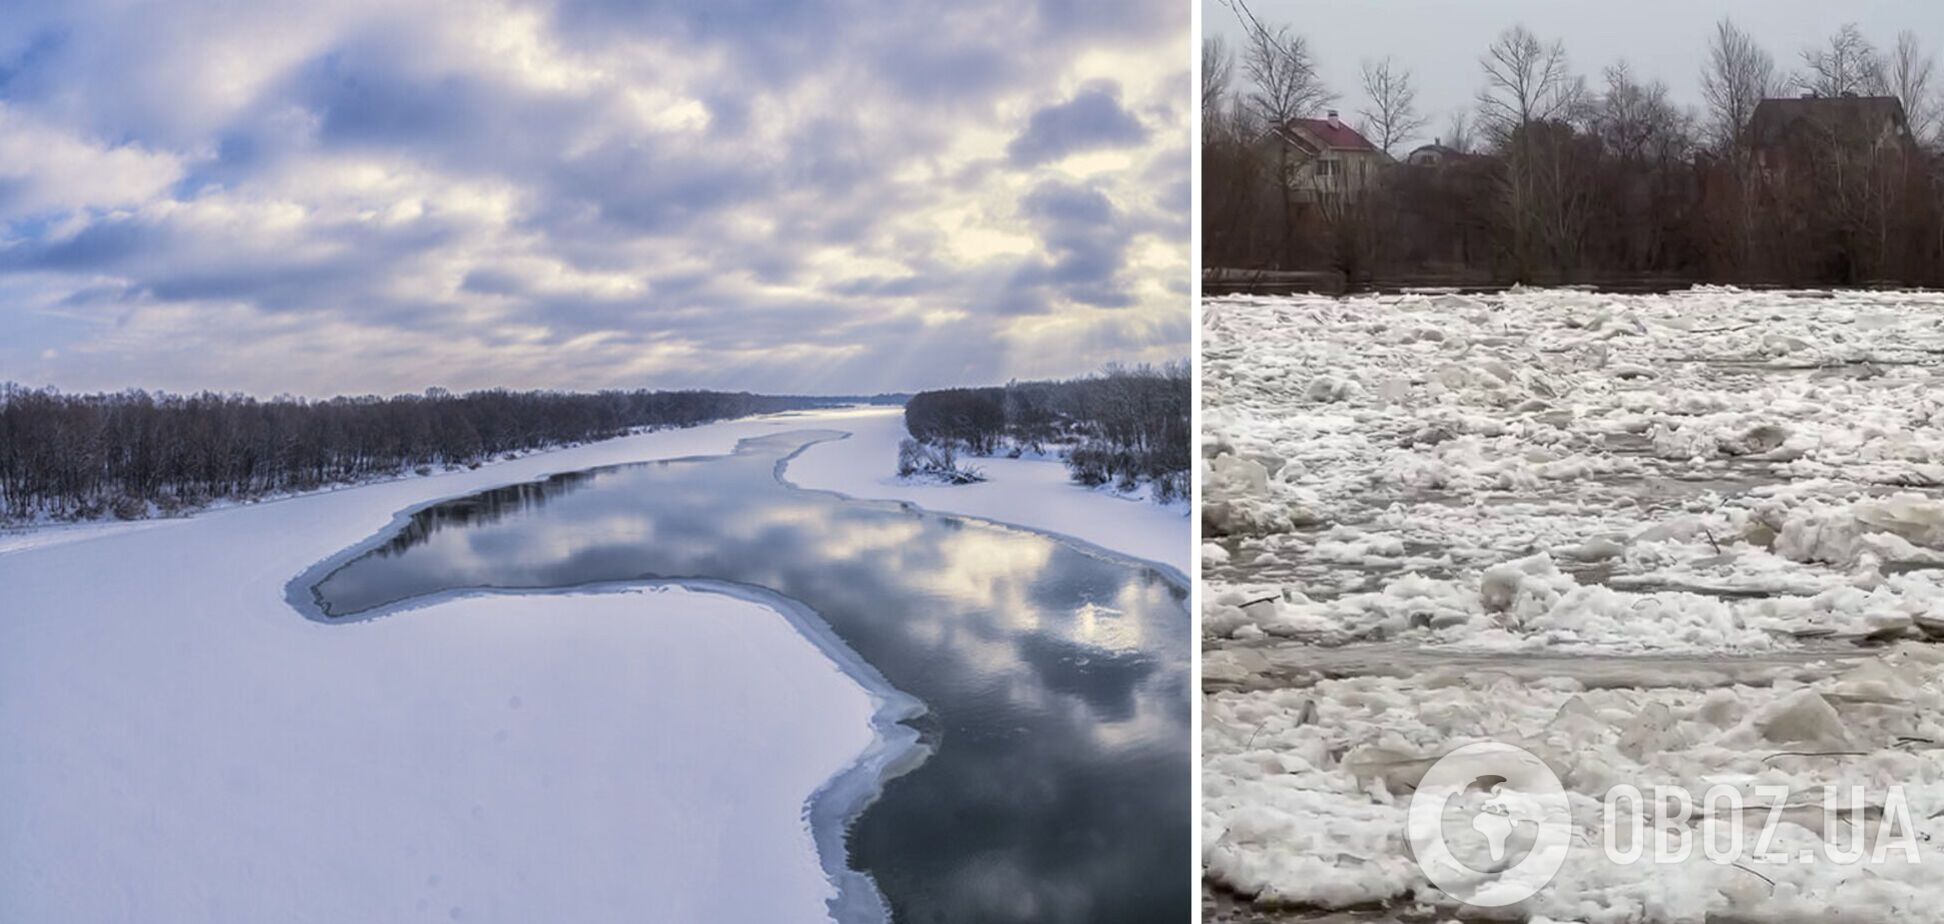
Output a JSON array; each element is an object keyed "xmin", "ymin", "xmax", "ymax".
[
  {"xmin": 2, "ymin": 405, "xmax": 1189, "ymax": 923},
  {"xmin": 1202, "ymin": 287, "xmax": 1944, "ymax": 921}
]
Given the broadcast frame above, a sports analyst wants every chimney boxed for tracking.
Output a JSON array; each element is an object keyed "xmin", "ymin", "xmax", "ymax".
[{"xmin": 1327, "ymin": 110, "xmax": 1341, "ymax": 129}]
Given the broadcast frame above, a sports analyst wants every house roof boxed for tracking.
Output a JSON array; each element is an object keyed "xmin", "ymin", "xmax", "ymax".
[
  {"xmin": 1400, "ymin": 143, "xmax": 1491, "ymax": 170},
  {"xmin": 1748, "ymin": 95, "xmax": 1909, "ymax": 149},
  {"xmin": 1406, "ymin": 143, "xmax": 1473, "ymax": 159},
  {"xmin": 1286, "ymin": 117, "xmax": 1378, "ymax": 153}
]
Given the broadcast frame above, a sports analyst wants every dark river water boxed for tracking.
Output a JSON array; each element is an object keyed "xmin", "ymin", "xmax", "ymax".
[{"xmin": 295, "ymin": 430, "xmax": 1191, "ymax": 924}]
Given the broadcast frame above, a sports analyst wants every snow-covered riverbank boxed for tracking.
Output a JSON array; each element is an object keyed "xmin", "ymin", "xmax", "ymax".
[
  {"xmin": 786, "ymin": 406, "xmax": 1189, "ymax": 575},
  {"xmin": 1, "ymin": 405, "xmax": 1186, "ymax": 923},
  {"xmin": 1203, "ymin": 288, "xmax": 1944, "ymax": 922}
]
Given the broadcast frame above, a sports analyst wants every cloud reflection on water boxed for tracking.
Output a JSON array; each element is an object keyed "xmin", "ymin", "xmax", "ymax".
[{"xmin": 311, "ymin": 431, "xmax": 1189, "ymax": 923}]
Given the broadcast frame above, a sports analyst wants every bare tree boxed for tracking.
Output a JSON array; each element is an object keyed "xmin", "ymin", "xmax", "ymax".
[
  {"xmin": 1203, "ymin": 35, "xmax": 1234, "ymax": 118},
  {"xmin": 1443, "ymin": 110, "xmax": 1475, "ymax": 153},
  {"xmin": 1357, "ymin": 57, "xmax": 1427, "ymax": 156},
  {"xmin": 1698, "ymin": 19, "xmax": 1783, "ymax": 275},
  {"xmin": 1594, "ymin": 63, "xmax": 1691, "ymax": 164},
  {"xmin": 905, "ymin": 369, "xmax": 1191, "ymax": 501},
  {"xmin": 1700, "ymin": 19, "xmax": 1782, "ymax": 154},
  {"xmin": 1244, "ymin": 24, "xmax": 1334, "ymax": 266},
  {"xmin": 1586, "ymin": 62, "xmax": 1697, "ymax": 272},
  {"xmin": 1889, "ymin": 30, "xmax": 1938, "ymax": 141},
  {"xmin": 1476, "ymin": 26, "xmax": 1584, "ymax": 144},
  {"xmin": 1202, "ymin": 99, "xmax": 1270, "ymax": 270},
  {"xmin": 1795, "ymin": 23, "xmax": 1887, "ymax": 98},
  {"xmin": 1477, "ymin": 26, "xmax": 1587, "ymax": 279},
  {"xmin": 1201, "ymin": 15, "xmax": 1944, "ymax": 287},
  {"xmin": 1202, "ymin": 27, "xmax": 1269, "ymax": 270},
  {"xmin": 1244, "ymin": 25, "xmax": 1335, "ymax": 126}
]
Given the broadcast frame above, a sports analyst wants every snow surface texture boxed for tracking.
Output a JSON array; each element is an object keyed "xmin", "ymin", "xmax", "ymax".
[
  {"xmin": 785, "ymin": 406, "xmax": 1189, "ymax": 576},
  {"xmin": 1202, "ymin": 289, "xmax": 1944, "ymax": 921},
  {"xmin": 1, "ymin": 406, "xmax": 1182, "ymax": 923},
  {"xmin": 1206, "ymin": 656, "xmax": 1944, "ymax": 921}
]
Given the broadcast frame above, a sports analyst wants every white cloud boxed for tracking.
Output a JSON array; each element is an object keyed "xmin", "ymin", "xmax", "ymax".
[{"xmin": 0, "ymin": 105, "xmax": 183, "ymax": 216}]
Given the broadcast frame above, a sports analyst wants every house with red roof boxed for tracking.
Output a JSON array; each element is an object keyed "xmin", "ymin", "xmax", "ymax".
[{"xmin": 1267, "ymin": 110, "xmax": 1392, "ymax": 204}]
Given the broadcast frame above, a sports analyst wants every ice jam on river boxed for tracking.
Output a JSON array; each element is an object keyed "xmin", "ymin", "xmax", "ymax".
[
  {"xmin": 0, "ymin": 407, "xmax": 1188, "ymax": 923},
  {"xmin": 1202, "ymin": 289, "xmax": 1944, "ymax": 922}
]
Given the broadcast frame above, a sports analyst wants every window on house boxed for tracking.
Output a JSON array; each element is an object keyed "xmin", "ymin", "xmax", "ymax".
[{"xmin": 1316, "ymin": 160, "xmax": 1338, "ymax": 178}]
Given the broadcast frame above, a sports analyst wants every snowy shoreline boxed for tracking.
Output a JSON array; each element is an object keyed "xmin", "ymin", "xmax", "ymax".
[
  {"xmin": 785, "ymin": 406, "xmax": 1189, "ymax": 575},
  {"xmin": 3, "ymin": 405, "xmax": 1190, "ymax": 575},
  {"xmin": 779, "ymin": 429, "xmax": 1189, "ymax": 587},
  {"xmin": 0, "ymin": 416, "xmax": 834, "ymax": 553}
]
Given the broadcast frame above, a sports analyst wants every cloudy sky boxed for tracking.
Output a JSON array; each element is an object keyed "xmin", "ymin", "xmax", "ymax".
[
  {"xmin": 1205, "ymin": 0, "xmax": 1944, "ymax": 151},
  {"xmin": 0, "ymin": 0, "xmax": 1188, "ymax": 397}
]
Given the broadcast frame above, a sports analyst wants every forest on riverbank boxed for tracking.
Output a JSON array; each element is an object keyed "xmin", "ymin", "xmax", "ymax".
[
  {"xmin": 900, "ymin": 364, "xmax": 1191, "ymax": 503},
  {"xmin": 0, "ymin": 385, "xmax": 901, "ymax": 522},
  {"xmin": 1205, "ymin": 10, "xmax": 1944, "ymax": 289}
]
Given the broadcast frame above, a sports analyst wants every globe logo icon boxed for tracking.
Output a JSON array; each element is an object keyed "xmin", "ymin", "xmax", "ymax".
[{"xmin": 1405, "ymin": 741, "xmax": 1572, "ymax": 907}]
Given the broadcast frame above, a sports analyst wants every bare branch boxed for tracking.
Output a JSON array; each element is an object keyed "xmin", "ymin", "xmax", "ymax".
[
  {"xmin": 1358, "ymin": 56, "xmax": 1428, "ymax": 156},
  {"xmin": 1443, "ymin": 109, "xmax": 1474, "ymax": 153},
  {"xmin": 1244, "ymin": 25, "xmax": 1336, "ymax": 127},
  {"xmin": 1593, "ymin": 61, "xmax": 1693, "ymax": 163},
  {"xmin": 1700, "ymin": 18, "xmax": 1782, "ymax": 154},
  {"xmin": 1214, "ymin": 0, "xmax": 1269, "ymax": 44},
  {"xmin": 1203, "ymin": 35, "xmax": 1235, "ymax": 117},
  {"xmin": 1890, "ymin": 30, "xmax": 1939, "ymax": 141},
  {"xmin": 1476, "ymin": 26, "xmax": 1583, "ymax": 144},
  {"xmin": 1795, "ymin": 23, "xmax": 1887, "ymax": 98}
]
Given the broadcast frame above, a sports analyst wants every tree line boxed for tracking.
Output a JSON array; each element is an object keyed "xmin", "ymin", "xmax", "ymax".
[
  {"xmin": 0, "ymin": 385, "xmax": 900, "ymax": 522},
  {"xmin": 1205, "ymin": 7, "xmax": 1944, "ymax": 288},
  {"xmin": 901, "ymin": 364, "xmax": 1191, "ymax": 503}
]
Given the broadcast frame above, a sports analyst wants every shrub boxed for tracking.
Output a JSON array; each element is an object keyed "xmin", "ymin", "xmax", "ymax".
[{"xmin": 897, "ymin": 437, "xmax": 985, "ymax": 484}]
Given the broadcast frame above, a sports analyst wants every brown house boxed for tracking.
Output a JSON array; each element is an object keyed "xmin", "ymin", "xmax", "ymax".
[
  {"xmin": 1742, "ymin": 94, "xmax": 1930, "ymax": 283},
  {"xmin": 1748, "ymin": 94, "xmax": 1917, "ymax": 174},
  {"xmin": 1267, "ymin": 111, "xmax": 1391, "ymax": 203}
]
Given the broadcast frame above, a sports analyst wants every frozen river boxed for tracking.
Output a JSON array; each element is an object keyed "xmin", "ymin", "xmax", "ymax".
[
  {"xmin": 0, "ymin": 408, "xmax": 1188, "ymax": 924},
  {"xmin": 301, "ymin": 429, "xmax": 1193, "ymax": 923}
]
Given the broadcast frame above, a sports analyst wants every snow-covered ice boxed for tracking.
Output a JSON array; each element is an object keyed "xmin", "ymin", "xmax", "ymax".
[
  {"xmin": 1202, "ymin": 288, "xmax": 1944, "ymax": 922},
  {"xmin": 786, "ymin": 406, "xmax": 1189, "ymax": 576},
  {"xmin": 1205, "ymin": 654, "xmax": 1944, "ymax": 921},
  {"xmin": 1, "ymin": 405, "xmax": 1184, "ymax": 923},
  {"xmin": 1205, "ymin": 288, "xmax": 1944, "ymax": 649}
]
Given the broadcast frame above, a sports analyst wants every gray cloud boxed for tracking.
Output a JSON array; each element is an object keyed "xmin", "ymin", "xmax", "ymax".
[
  {"xmin": 0, "ymin": 0, "xmax": 1188, "ymax": 396},
  {"xmin": 1007, "ymin": 83, "xmax": 1149, "ymax": 166},
  {"xmin": 1010, "ymin": 180, "xmax": 1137, "ymax": 310}
]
